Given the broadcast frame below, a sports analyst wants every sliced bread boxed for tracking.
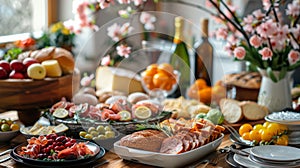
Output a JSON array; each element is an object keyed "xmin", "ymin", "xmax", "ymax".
[
  {"xmin": 219, "ymin": 98, "xmax": 243, "ymax": 123},
  {"xmin": 240, "ymin": 101, "xmax": 269, "ymax": 120}
]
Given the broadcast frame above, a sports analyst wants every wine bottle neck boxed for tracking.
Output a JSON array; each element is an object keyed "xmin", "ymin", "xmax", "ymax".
[{"xmin": 201, "ymin": 19, "xmax": 209, "ymax": 38}]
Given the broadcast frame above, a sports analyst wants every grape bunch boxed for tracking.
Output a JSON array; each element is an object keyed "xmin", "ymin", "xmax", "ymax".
[{"xmin": 239, "ymin": 121, "xmax": 288, "ymax": 146}]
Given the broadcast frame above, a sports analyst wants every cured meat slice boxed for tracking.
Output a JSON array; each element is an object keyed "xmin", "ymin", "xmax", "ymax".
[{"xmin": 160, "ymin": 137, "xmax": 184, "ymax": 154}]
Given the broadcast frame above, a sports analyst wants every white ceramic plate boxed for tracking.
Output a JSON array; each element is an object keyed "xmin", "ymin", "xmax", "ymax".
[
  {"xmin": 265, "ymin": 116, "xmax": 300, "ymax": 131},
  {"xmin": 250, "ymin": 145, "xmax": 300, "ymax": 162},
  {"xmin": 233, "ymin": 148, "xmax": 300, "ymax": 168},
  {"xmin": 265, "ymin": 112, "xmax": 300, "ymax": 123},
  {"xmin": 289, "ymin": 131, "xmax": 300, "ymax": 138},
  {"xmin": 114, "ymin": 133, "xmax": 224, "ymax": 168}
]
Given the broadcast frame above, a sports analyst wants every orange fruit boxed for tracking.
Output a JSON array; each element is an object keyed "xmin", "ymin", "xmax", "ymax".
[
  {"xmin": 153, "ymin": 72, "xmax": 170, "ymax": 89},
  {"xmin": 141, "ymin": 71, "xmax": 154, "ymax": 85},
  {"xmin": 198, "ymin": 87, "xmax": 212, "ymax": 104},
  {"xmin": 157, "ymin": 63, "xmax": 174, "ymax": 75},
  {"xmin": 146, "ymin": 64, "xmax": 158, "ymax": 75},
  {"xmin": 195, "ymin": 79, "xmax": 207, "ymax": 90}
]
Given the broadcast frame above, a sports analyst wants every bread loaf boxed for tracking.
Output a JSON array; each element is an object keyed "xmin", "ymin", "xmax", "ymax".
[
  {"xmin": 219, "ymin": 98, "xmax": 243, "ymax": 123},
  {"xmin": 52, "ymin": 48, "xmax": 75, "ymax": 74},
  {"xmin": 223, "ymin": 72, "xmax": 261, "ymax": 89},
  {"xmin": 240, "ymin": 101, "xmax": 269, "ymax": 120},
  {"xmin": 17, "ymin": 47, "xmax": 75, "ymax": 74}
]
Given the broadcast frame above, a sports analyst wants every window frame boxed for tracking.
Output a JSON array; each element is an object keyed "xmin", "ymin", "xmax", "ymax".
[{"xmin": 0, "ymin": 0, "xmax": 57, "ymax": 44}]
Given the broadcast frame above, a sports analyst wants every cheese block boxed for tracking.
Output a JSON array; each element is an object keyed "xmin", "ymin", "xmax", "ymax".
[
  {"xmin": 42, "ymin": 60, "xmax": 62, "ymax": 77},
  {"xmin": 95, "ymin": 66, "xmax": 144, "ymax": 95}
]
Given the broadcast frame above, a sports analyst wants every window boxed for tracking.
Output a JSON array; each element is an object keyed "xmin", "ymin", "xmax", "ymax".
[{"xmin": 0, "ymin": 0, "xmax": 56, "ymax": 43}]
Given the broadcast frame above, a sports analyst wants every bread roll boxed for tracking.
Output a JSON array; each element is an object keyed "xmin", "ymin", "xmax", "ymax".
[
  {"xmin": 52, "ymin": 48, "xmax": 75, "ymax": 74},
  {"xmin": 219, "ymin": 98, "xmax": 243, "ymax": 123},
  {"xmin": 32, "ymin": 46, "xmax": 56, "ymax": 62},
  {"xmin": 240, "ymin": 101, "xmax": 269, "ymax": 120}
]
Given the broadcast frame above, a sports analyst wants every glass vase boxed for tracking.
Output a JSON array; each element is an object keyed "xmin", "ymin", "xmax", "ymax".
[{"xmin": 258, "ymin": 70, "xmax": 293, "ymax": 112}]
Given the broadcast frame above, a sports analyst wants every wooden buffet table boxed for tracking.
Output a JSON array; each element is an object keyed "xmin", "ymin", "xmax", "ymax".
[{"xmin": 0, "ymin": 111, "xmax": 233, "ymax": 168}]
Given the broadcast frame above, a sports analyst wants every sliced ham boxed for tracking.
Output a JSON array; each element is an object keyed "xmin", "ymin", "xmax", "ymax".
[{"xmin": 160, "ymin": 137, "xmax": 184, "ymax": 154}]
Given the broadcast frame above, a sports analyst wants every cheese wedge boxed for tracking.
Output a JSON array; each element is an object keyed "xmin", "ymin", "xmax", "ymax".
[
  {"xmin": 95, "ymin": 66, "xmax": 144, "ymax": 95},
  {"xmin": 41, "ymin": 60, "xmax": 62, "ymax": 77}
]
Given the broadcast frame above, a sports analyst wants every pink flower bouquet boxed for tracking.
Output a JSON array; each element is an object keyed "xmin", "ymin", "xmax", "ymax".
[{"xmin": 206, "ymin": 0, "xmax": 300, "ymax": 82}]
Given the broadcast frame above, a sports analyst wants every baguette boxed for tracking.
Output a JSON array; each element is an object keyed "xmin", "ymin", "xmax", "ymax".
[
  {"xmin": 240, "ymin": 101, "xmax": 269, "ymax": 120},
  {"xmin": 219, "ymin": 98, "xmax": 243, "ymax": 123}
]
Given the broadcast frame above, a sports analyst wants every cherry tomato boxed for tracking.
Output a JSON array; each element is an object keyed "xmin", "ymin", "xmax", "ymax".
[
  {"xmin": 260, "ymin": 129, "xmax": 273, "ymax": 141},
  {"xmin": 242, "ymin": 132, "xmax": 251, "ymax": 141},
  {"xmin": 249, "ymin": 130, "xmax": 261, "ymax": 142},
  {"xmin": 253, "ymin": 124, "xmax": 263, "ymax": 131},
  {"xmin": 267, "ymin": 123, "xmax": 280, "ymax": 136},
  {"xmin": 262, "ymin": 121, "xmax": 270, "ymax": 128},
  {"xmin": 275, "ymin": 135, "xmax": 289, "ymax": 146},
  {"xmin": 239, "ymin": 123, "xmax": 253, "ymax": 136}
]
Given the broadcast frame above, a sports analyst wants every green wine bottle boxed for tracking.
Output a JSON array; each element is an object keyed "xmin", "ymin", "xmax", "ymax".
[{"xmin": 170, "ymin": 16, "xmax": 191, "ymax": 97}]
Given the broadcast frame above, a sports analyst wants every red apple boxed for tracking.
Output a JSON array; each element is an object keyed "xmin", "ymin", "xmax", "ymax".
[
  {"xmin": 9, "ymin": 70, "xmax": 24, "ymax": 79},
  {"xmin": 0, "ymin": 67, "xmax": 8, "ymax": 79},
  {"xmin": 0, "ymin": 60, "xmax": 11, "ymax": 74},
  {"xmin": 23, "ymin": 57, "xmax": 38, "ymax": 68},
  {"xmin": 10, "ymin": 60, "xmax": 25, "ymax": 72}
]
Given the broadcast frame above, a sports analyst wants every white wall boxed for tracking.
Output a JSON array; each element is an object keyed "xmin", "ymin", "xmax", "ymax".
[{"xmin": 57, "ymin": 0, "xmax": 247, "ymax": 82}]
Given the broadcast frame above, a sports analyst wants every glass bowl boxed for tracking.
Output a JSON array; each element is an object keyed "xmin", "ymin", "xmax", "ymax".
[{"xmin": 141, "ymin": 70, "xmax": 180, "ymax": 101}]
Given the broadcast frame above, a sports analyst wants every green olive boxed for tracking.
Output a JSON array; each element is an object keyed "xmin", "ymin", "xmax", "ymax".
[
  {"xmin": 79, "ymin": 131, "xmax": 87, "ymax": 137},
  {"xmin": 1, "ymin": 124, "xmax": 10, "ymax": 132},
  {"xmin": 105, "ymin": 131, "xmax": 115, "ymax": 138},
  {"xmin": 104, "ymin": 126, "xmax": 111, "ymax": 131},
  {"xmin": 88, "ymin": 127, "xmax": 96, "ymax": 133},
  {"xmin": 84, "ymin": 134, "xmax": 93, "ymax": 140},
  {"xmin": 98, "ymin": 134, "xmax": 106, "ymax": 140},
  {"xmin": 90, "ymin": 130, "xmax": 99, "ymax": 137},
  {"xmin": 96, "ymin": 125, "xmax": 105, "ymax": 134}
]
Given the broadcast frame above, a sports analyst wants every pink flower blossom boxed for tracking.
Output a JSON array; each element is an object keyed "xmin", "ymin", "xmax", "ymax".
[
  {"xmin": 256, "ymin": 19, "xmax": 277, "ymax": 38},
  {"xmin": 215, "ymin": 27, "xmax": 228, "ymax": 40},
  {"xmin": 205, "ymin": 0, "xmax": 219, "ymax": 7},
  {"xmin": 140, "ymin": 12, "xmax": 156, "ymax": 30},
  {"xmin": 259, "ymin": 47, "xmax": 273, "ymax": 60},
  {"xmin": 98, "ymin": 0, "xmax": 111, "ymax": 9},
  {"xmin": 288, "ymin": 50, "xmax": 300, "ymax": 65},
  {"xmin": 243, "ymin": 15, "xmax": 254, "ymax": 25},
  {"xmin": 262, "ymin": 0, "xmax": 271, "ymax": 11},
  {"xmin": 225, "ymin": 5, "xmax": 236, "ymax": 19},
  {"xmin": 233, "ymin": 47, "xmax": 246, "ymax": 60},
  {"xmin": 101, "ymin": 55, "xmax": 111, "ymax": 66},
  {"xmin": 107, "ymin": 22, "xmax": 133, "ymax": 42},
  {"xmin": 270, "ymin": 39, "xmax": 285, "ymax": 51},
  {"xmin": 253, "ymin": 9, "xmax": 264, "ymax": 20},
  {"xmin": 117, "ymin": 44, "xmax": 131, "ymax": 58},
  {"xmin": 250, "ymin": 35, "xmax": 262, "ymax": 48},
  {"xmin": 286, "ymin": 1, "xmax": 300, "ymax": 18},
  {"xmin": 117, "ymin": 0, "xmax": 130, "ymax": 4},
  {"xmin": 227, "ymin": 34, "xmax": 238, "ymax": 45},
  {"xmin": 81, "ymin": 74, "xmax": 95, "ymax": 87},
  {"xmin": 133, "ymin": 0, "xmax": 144, "ymax": 6}
]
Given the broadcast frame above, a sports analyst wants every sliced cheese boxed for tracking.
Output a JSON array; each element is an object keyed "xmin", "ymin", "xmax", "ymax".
[
  {"xmin": 41, "ymin": 60, "xmax": 62, "ymax": 77},
  {"xmin": 95, "ymin": 66, "xmax": 144, "ymax": 95}
]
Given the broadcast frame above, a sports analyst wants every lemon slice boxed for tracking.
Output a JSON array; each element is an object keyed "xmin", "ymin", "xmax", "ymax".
[
  {"xmin": 53, "ymin": 108, "xmax": 69, "ymax": 119},
  {"xmin": 118, "ymin": 110, "xmax": 132, "ymax": 121},
  {"xmin": 134, "ymin": 106, "xmax": 152, "ymax": 120}
]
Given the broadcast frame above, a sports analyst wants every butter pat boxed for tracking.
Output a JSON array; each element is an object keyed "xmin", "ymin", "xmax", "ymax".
[{"xmin": 95, "ymin": 66, "xmax": 144, "ymax": 95}]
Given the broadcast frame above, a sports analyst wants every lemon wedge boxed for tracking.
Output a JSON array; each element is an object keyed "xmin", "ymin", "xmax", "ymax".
[
  {"xmin": 53, "ymin": 108, "xmax": 69, "ymax": 119},
  {"xmin": 134, "ymin": 106, "xmax": 152, "ymax": 120},
  {"xmin": 118, "ymin": 110, "xmax": 132, "ymax": 121}
]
